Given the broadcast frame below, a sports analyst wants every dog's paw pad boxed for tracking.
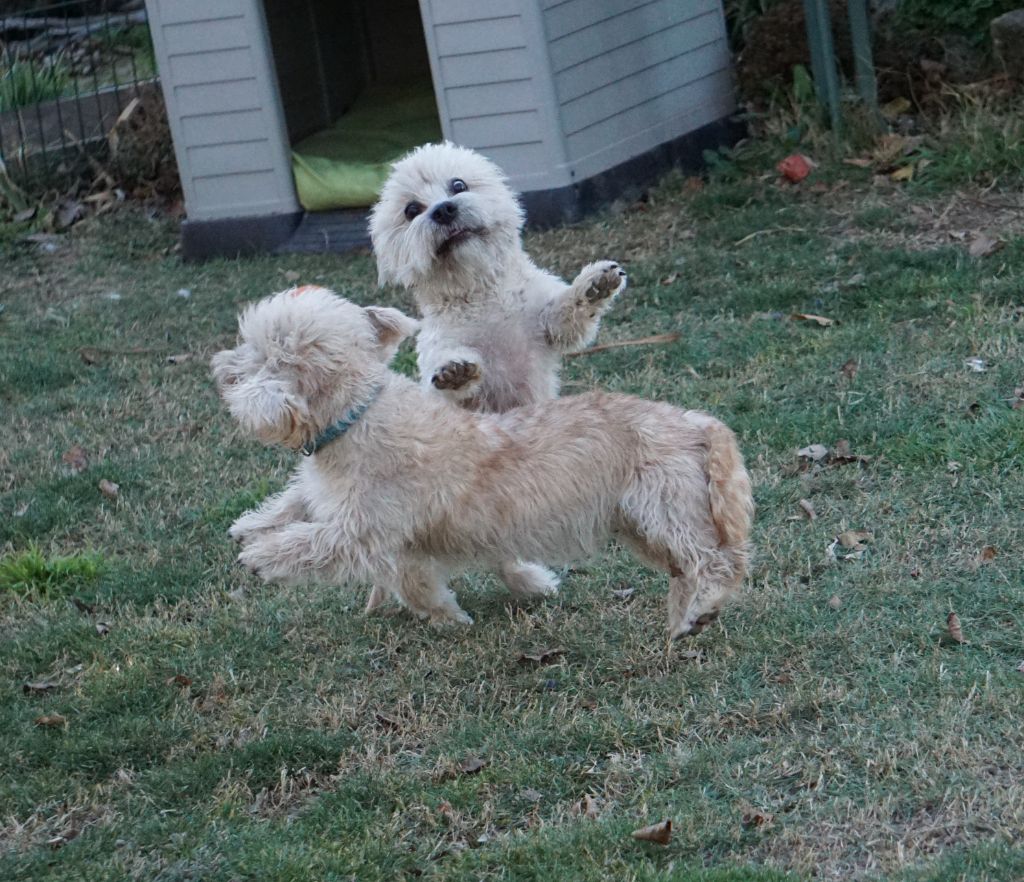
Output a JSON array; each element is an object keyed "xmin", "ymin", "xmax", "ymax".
[
  {"xmin": 432, "ymin": 360, "xmax": 481, "ymax": 390},
  {"xmin": 584, "ymin": 261, "xmax": 627, "ymax": 302}
]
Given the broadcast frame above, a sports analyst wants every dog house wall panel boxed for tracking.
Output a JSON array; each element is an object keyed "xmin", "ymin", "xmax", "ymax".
[
  {"xmin": 418, "ymin": 1, "xmax": 572, "ymax": 193},
  {"xmin": 146, "ymin": 0, "xmax": 300, "ymax": 224},
  {"xmin": 543, "ymin": 0, "xmax": 734, "ymax": 182}
]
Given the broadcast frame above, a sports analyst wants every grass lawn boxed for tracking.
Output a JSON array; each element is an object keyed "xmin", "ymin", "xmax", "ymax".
[{"xmin": 1, "ymin": 152, "xmax": 1022, "ymax": 880}]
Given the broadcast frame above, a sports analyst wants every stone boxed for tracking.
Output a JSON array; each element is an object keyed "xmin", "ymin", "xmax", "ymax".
[{"xmin": 991, "ymin": 9, "xmax": 1024, "ymax": 81}]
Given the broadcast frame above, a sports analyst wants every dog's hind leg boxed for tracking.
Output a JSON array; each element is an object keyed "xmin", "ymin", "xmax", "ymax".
[
  {"xmin": 623, "ymin": 532, "xmax": 739, "ymax": 640},
  {"xmin": 391, "ymin": 558, "xmax": 473, "ymax": 626},
  {"xmin": 499, "ymin": 560, "xmax": 559, "ymax": 599}
]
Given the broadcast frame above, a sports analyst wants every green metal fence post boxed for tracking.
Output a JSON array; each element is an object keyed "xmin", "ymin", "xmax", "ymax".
[
  {"xmin": 803, "ymin": 0, "xmax": 842, "ymax": 131},
  {"xmin": 847, "ymin": 0, "xmax": 878, "ymax": 110}
]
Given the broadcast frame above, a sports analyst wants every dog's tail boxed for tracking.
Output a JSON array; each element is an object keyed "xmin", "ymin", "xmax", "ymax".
[{"xmin": 704, "ymin": 420, "xmax": 754, "ymax": 549}]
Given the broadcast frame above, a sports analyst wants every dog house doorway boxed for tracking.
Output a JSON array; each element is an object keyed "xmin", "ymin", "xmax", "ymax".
[{"xmin": 262, "ymin": 0, "xmax": 442, "ymax": 213}]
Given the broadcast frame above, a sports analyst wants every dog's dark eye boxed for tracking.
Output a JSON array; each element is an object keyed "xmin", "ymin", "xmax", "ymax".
[
  {"xmin": 404, "ymin": 201, "xmax": 423, "ymax": 221},
  {"xmin": 449, "ymin": 178, "xmax": 468, "ymax": 195}
]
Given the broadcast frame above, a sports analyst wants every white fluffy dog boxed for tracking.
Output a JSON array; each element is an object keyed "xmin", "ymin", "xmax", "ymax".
[
  {"xmin": 212, "ymin": 287, "xmax": 753, "ymax": 640},
  {"xmin": 369, "ymin": 142, "xmax": 626, "ymax": 411},
  {"xmin": 369, "ymin": 142, "xmax": 627, "ymax": 604}
]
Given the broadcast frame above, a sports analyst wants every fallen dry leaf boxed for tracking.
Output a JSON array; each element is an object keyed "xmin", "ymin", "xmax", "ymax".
[
  {"xmin": 777, "ymin": 154, "xmax": 814, "ymax": 183},
  {"xmin": 61, "ymin": 445, "xmax": 89, "ymax": 474},
  {"xmin": 1016, "ymin": 661, "xmax": 1024, "ymax": 674},
  {"xmin": 631, "ymin": 819, "xmax": 673, "ymax": 845},
  {"xmin": 965, "ymin": 357, "xmax": 988, "ymax": 373},
  {"xmin": 978, "ymin": 545, "xmax": 997, "ymax": 564},
  {"xmin": 166, "ymin": 353, "xmax": 192, "ymax": 365},
  {"xmin": 881, "ymin": 96, "xmax": 912, "ymax": 119},
  {"xmin": 166, "ymin": 674, "xmax": 192, "ymax": 688},
  {"xmin": 839, "ymin": 358, "xmax": 859, "ymax": 379},
  {"xmin": 55, "ymin": 199, "xmax": 85, "ymax": 230},
  {"xmin": 946, "ymin": 612, "xmax": 968, "ymax": 644},
  {"xmin": 34, "ymin": 713, "xmax": 67, "ymax": 728},
  {"xmin": 890, "ymin": 163, "xmax": 915, "ymax": 182},
  {"xmin": 577, "ymin": 794, "xmax": 601, "ymax": 819},
  {"xmin": 659, "ymin": 272, "xmax": 679, "ymax": 286},
  {"xmin": 517, "ymin": 648, "xmax": 565, "ymax": 666},
  {"xmin": 828, "ymin": 595, "xmax": 842, "ymax": 610},
  {"xmin": 843, "ymin": 156, "xmax": 874, "ymax": 169},
  {"xmin": 520, "ymin": 788, "xmax": 543, "ymax": 803},
  {"xmin": 374, "ymin": 712, "xmax": 401, "ymax": 731},
  {"xmin": 23, "ymin": 680, "xmax": 58, "ymax": 695},
  {"xmin": 98, "ymin": 479, "xmax": 119, "ymax": 501},
  {"xmin": 95, "ymin": 622, "xmax": 111, "ymax": 637},
  {"xmin": 791, "ymin": 312, "xmax": 835, "ymax": 327},
  {"xmin": 837, "ymin": 530, "xmax": 873, "ymax": 550},
  {"xmin": 798, "ymin": 499, "xmax": 817, "ymax": 521},
  {"xmin": 1011, "ymin": 387, "xmax": 1024, "ymax": 410},
  {"xmin": 612, "ymin": 585, "xmax": 636, "ymax": 600},
  {"xmin": 872, "ymin": 132, "xmax": 922, "ymax": 165},
  {"xmin": 825, "ymin": 538, "xmax": 839, "ymax": 564},
  {"xmin": 968, "ymin": 232, "xmax": 1004, "ymax": 259},
  {"xmin": 830, "ymin": 440, "xmax": 872, "ymax": 466},
  {"xmin": 79, "ymin": 347, "xmax": 102, "ymax": 365},
  {"xmin": 458, "ymin": 756, "xmax": 487, "ymax": 775},
  {"xmin": 797, "ymin": 444, "xmax": 829, "ymax": 462},
  {"xmin": 742, "ymin": 809, "xmax": 774, "ymax": 828}
]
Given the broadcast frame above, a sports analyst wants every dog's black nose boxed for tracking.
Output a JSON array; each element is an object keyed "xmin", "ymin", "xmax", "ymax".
[{"xmin": 430, "ymin": 200, "xmax": 458, "ymax": 225}]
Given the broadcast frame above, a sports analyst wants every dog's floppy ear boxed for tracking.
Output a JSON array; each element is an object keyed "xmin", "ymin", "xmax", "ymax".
[{"xmin": 365, "ymin": 306, "xmax": 419, "ymax": 357}]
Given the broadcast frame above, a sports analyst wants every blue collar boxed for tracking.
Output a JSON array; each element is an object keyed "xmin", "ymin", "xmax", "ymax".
[{"xmin": 301, "ymin": 385, "xmax": 382, "ymax": 456}]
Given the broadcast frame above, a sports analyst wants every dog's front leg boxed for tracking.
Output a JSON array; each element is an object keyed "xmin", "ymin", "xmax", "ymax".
[
  {"xmin": 540, "ymin": 260, "xmax": 626, "ymax": 351},
  {"xmin": 228, "ymin": 483, "xmax": 308, "ymax": 545},
  {"xmin": 418, "ymin": 343, "xmax": 484, "ymax": 404},
  {"xmin": 238, "ymin": 522, "xmax": 388, "ymax": 586}
]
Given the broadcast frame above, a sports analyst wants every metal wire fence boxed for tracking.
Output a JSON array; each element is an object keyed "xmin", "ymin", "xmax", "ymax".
[{"xmin": 0, "ymin": 0, "xmax": 155, "ymax": 189}]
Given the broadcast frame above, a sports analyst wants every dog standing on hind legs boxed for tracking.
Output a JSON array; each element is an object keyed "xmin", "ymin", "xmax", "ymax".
[
  {"xmin": 368, "ymin": 142, "xmax": 628, "ymax": 608},
  {"xmin": 213, "ymin": 287, "xmax": 754, "ymax": 640}
]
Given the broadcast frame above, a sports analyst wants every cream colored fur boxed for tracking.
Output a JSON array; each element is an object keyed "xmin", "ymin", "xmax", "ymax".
[
  {"xmin": 213, "ymin": 288, "xmax": 754, "ymax": 640},
  {"xmin": 368, "ymin": 142, "xmax": 627, "ymax": 606}
]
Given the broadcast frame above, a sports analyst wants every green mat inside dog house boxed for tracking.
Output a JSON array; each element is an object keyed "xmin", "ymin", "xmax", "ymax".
[{"xmin": 144, "ymin": 0, "xmax": 741, "ymax": 259}]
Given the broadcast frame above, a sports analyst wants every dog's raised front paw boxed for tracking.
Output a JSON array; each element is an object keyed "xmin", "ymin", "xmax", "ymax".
[
  {"xmin": 431, "ymin": 359, "xmax": 481, "ymax": 391},
  {"xmin": 581, "ymin": 260, "xmax": 627, "ymax": 303}
]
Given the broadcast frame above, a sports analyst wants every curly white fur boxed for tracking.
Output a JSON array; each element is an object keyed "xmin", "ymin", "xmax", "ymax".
[{"xmin": 369, "ymin": 142, "xmax": 627, "ymax": 411}]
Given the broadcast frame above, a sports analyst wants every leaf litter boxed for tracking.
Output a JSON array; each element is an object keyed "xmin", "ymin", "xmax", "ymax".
[{"xmin": 631, "ymin": 819, "xmax": 673, "ymax": 845}]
